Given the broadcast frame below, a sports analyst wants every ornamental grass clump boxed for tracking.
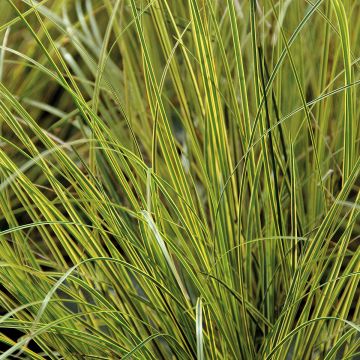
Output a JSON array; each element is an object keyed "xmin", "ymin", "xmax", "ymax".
[{"xmin": 0, "ymin": 1, "xmax": 359, "ymax": 359}]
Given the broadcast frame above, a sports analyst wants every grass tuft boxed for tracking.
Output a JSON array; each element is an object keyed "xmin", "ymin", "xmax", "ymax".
[{"xmin": 0, "ymin": 1, "xmax": 359, "ymax": 359}]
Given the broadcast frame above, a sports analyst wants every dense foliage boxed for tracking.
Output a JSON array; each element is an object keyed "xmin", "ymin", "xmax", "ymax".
[{"xmin": 0, "ymin": 1, "xmax": 359, "ymax": 359}]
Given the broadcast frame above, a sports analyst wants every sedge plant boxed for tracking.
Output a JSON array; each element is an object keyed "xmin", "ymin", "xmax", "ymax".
[{"xmin": 0, "ymin": 0, "xmax": 359, "ymax": 359}]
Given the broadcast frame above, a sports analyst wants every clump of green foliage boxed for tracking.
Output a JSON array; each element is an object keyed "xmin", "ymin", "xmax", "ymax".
[{"xmin": 0, "ymin": 0, "xmax": 359, "ymax": 359}]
